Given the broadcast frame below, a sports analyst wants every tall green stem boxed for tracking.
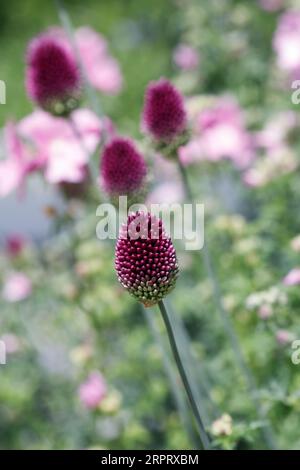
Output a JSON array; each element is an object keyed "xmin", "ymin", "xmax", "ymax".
[
  {"xmin": 158, "ymin": 300, "xmax": 211, "ymax": 450},
  {"xmin": 177, "ymin": 159, "xmax": 277, "ymax": 449},
  {"xmin": 143, "ymin": 307, "xmax": 200, "ymax": 448}
]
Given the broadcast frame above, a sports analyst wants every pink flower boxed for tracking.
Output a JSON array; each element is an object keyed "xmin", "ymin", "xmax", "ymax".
[
  {"xmin": 276, "ymin": 329, "xmax": 294, "ymax": 346},
  {"xmin": 6, "ymin": 235, "xmax": 25, "ymax": 257},
  {"xmin": 45, "ymin": 139, "xmax": 88, "ymax": 184},
  {"xmin": 258, "ymin": 0, "xmax": 284, "ymax": 12},
  {"xmin": 180, "ymin": 96, "xmax": 254, "ymax": 168},
  {"xmin": 79, "ymin": 371, "xmax": 107, "ymax": 409},
  {"xmin": 0, "ymin": 122, "xmax": 38, "ymax": 198},
  {"xmin": 273, "ymin": 12, "xmax": 300, "ymax": 73},
  {"xmin": 242, "ymin": 169, "xmax": 265, "ymax": 188},
  {"xmin": 179, "ymin": 138, "xmax": 204, "ymax": 166},
  {"xmin": 258, "ymin": 304, "xmax": 273, "ymax": 320},
  {"xmin": 254, "ymin": 111, "xmax": 297, "ymax": 151},
  {"xmin": 283, "ymin": 268, "xmax": 300, "ymax": 286},
  {"xmin": 26, "ymin": 32, "xmax": 81, "ymax": 114},
  {"xmin": 2, "ymin": 272, "xmax": 32, "ymax": 302},
  {"xmin": 243, "ymin": 145, "xmax": 297, "ymax": 188},
  {"xmin": 18, "ymin": 109, "xmax": 110, "ymax": 184},
  {"xmin": 0, "ymin": 334, "xmax": 21, "ymax": 354},
  {"xmin": 0, "ymin": 159, "xmax": 23, "ymax": 198},
  {"xmin": 173, "ymin": 44, "xmax": 199, "ymax": 71},
  {"xmin": 75, "ymin": 27, "xmax": 123, "ymax": 95}
]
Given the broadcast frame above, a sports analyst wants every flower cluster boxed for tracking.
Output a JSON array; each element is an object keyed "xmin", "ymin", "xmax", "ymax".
[
  {"xmin": 26, "ymin": 33, "xmax": 81, "ymax": 115},
  {"xmin": 115, "ymin": 212, "xmax": 179, "ymax": 307},
  {"xmin": 142, "ymin": 78, "xmax": 187, "ymax": 142},
  {"xmin": 100, "ymin": 137, "xmax": 147, "ymax": 198}
]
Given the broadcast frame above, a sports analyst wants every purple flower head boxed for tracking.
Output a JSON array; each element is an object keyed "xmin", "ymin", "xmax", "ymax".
[
  {"xmin": 101, "ymin": 137, "xmax": 147, "ymax": 197},
  {"xmin": 26, "ymin": 33, "xmax": 81, "ymax": 115},
  {"xmin": 142, "ymin": 78, "xmax": 187, "ymax": 141},
  {"xmin": 115, "ymin": 211, "xmax": 179, "ymax": 307},
  {"xmin": 6, "ymin": 235, "xmax": 25, "ymax": 258}
]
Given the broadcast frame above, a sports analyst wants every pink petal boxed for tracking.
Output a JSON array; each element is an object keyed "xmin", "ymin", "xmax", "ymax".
[
  {"xmin": 2, "ymin": 272, "xmax": 32, "ymax": 302},
  {"xmin": 283, "ymin": 268, "xmax": 300, "ymax": 286}
]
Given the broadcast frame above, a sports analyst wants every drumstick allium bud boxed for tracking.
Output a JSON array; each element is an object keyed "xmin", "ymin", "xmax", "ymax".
[
  {"xmin": 142, "ymin": 78, "xmax": 187, "ymax": 141},
  {"xmin": 101, "ymin": 137, "xmax": 147, "ymax": 198},
  {"xmin": 115, "ymin": 212, "xmax": 179, "ymax": 307},
  {"xmin": 26, "ymin": 33, "xmax": 81, "ymax": 116}
]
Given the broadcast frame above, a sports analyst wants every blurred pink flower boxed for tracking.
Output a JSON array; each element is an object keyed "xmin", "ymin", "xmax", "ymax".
[
  {"xmin": 273, "ymin": 12, "xmax": 300, "ymax": 73},
  {"xmin": 180, "ymin": 96, "xmax": 254, "ymax": 168},
  {"xmin": 254, "ymin": 111, "xmax": 297, "ymax": 151},
  {"xmin": 276, "ymin": 329, "xmax": 294, "ymax": 346},
  {"xmin": 2, "ymin": 272, "xmax": 32, "ymax": 302},
  {"xmin": 0, "ymin": 333, "xmax": 21, "ymax": 354},
  {"xmin": 0, "ymin": 159, "xmax": 23, "ymax": 198},
  {"xmin": 242, "ymin": 168, "xmax": 265, "ymax": 187},
  {"xmin": 258, "ymin": 304, "xmax": 273, "ymax": 320},
  {"xmin": 173, "ymin": 44, "xmax": 199, "ymax": 71},
  {"xmin": 45, "ymin": 139, "xmax": 88, "ymax": 184},
  {"xmin": 243, "ymin": 145, "xmax": 297, "ymax": 188},
  {"xmin": 75, "ymin": 27, "xmax": 123, "ymax": 95},
  {"xmin": 18, "ymin": 109, "xmax": 110, "ymax": 184},
  {"xmin": 0, "ymin": 122, "xmax": 37, "ymax": 198},
  {"xmin": 258, "ymin": 0, "xmax": 284, "ymax": 12},
  {"xmin": 147, "ymin": 181, "xmax": 184, "ymax": 205},
  {"xmin": 6, "ymin": 235, "xmax": 25, "ymax": 257},
  {"xmin": 179, "ymin": 138, "xmax": 204, "ymax": 166},
  {"xmin": 79, "ymin": 371, "xmax": 107, "ymax": 409},
  {"xmin": 283, "ymin": 268, "xmax": 300, "ymax": 286}
]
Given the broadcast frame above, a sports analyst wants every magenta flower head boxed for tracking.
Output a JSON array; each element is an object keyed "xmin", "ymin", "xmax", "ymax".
[
  {"xmin": 115, "ymin": 211, "xmax": 179, "ymax": 307},
  {"xmin": 26, "ymin": 33, "xmax": 81, "ymax": 116},
  {"xmin": 101, "ymin": 137, "xmax": 147, "ymax": 199},
  {"xmin": 142, "ymin": 78, "xmax": 187, "ymax": 142}
]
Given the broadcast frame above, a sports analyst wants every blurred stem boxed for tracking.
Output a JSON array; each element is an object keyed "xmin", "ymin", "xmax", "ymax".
[
  {"xmin": 177, "ymin": 159, "xmax": 277, "ymax": 450},
  {"xmin": 143, "ymin": 307, "xmax": 199, "ymax": 449},
  {"xmin": 158, "ymin": 300, "xmax": 211, "ymax": 450},
  {"xmin": 55, "ymin": 0, "xmax": 109, "ymax": 180},
  {"xmin": 54, "ymin": 0, "xmax": 103, "ymax": 120}
]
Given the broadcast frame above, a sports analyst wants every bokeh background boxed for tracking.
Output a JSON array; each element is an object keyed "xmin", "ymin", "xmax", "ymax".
[{"xmin": 1, "ymin": 0, "xmax": 300, "ymax": 450}]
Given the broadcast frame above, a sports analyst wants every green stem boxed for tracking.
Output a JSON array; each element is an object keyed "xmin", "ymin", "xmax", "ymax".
[
  {"xmin": 54, "ymin": 0, "xmax": 103, "ymax": 121},
  {"xmin": 158, "ymin": 300, "xmax": 211, "ymax": 450},
  {"xmin": 165, "ymin": 298, "xmax": 219, "ymax": 422},
  {"xmin": 143, "ymin": 307, "xmax": 199, "ymax": 449},
  {"xmin": 177, "ymin": 161, "xmax": 277, "ymax": 449}
]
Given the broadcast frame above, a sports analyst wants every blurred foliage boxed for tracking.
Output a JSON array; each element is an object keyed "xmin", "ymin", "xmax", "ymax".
[{"xmin": 1, "ymin": 0, "xmax": 300, "ymax": 451}]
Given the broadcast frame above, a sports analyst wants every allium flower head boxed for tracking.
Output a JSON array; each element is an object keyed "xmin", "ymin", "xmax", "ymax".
[
  {"xmin": 6, "ymin": 235, "xmax": 25, "ymax": 257},
  {"xmin": 26, "ymin": 33, "xmax": 81, "ymax": 115},
  {"xmin": 101, "ymin": 137, "xmax": 147, "ymax": 197},
  {"xmin": 142, "ymin": 78, "xmax": 187, "ymax": 141},
  {"xmin": 115, "ymin": 211, "xmax": 179, "ymax": 307}
]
